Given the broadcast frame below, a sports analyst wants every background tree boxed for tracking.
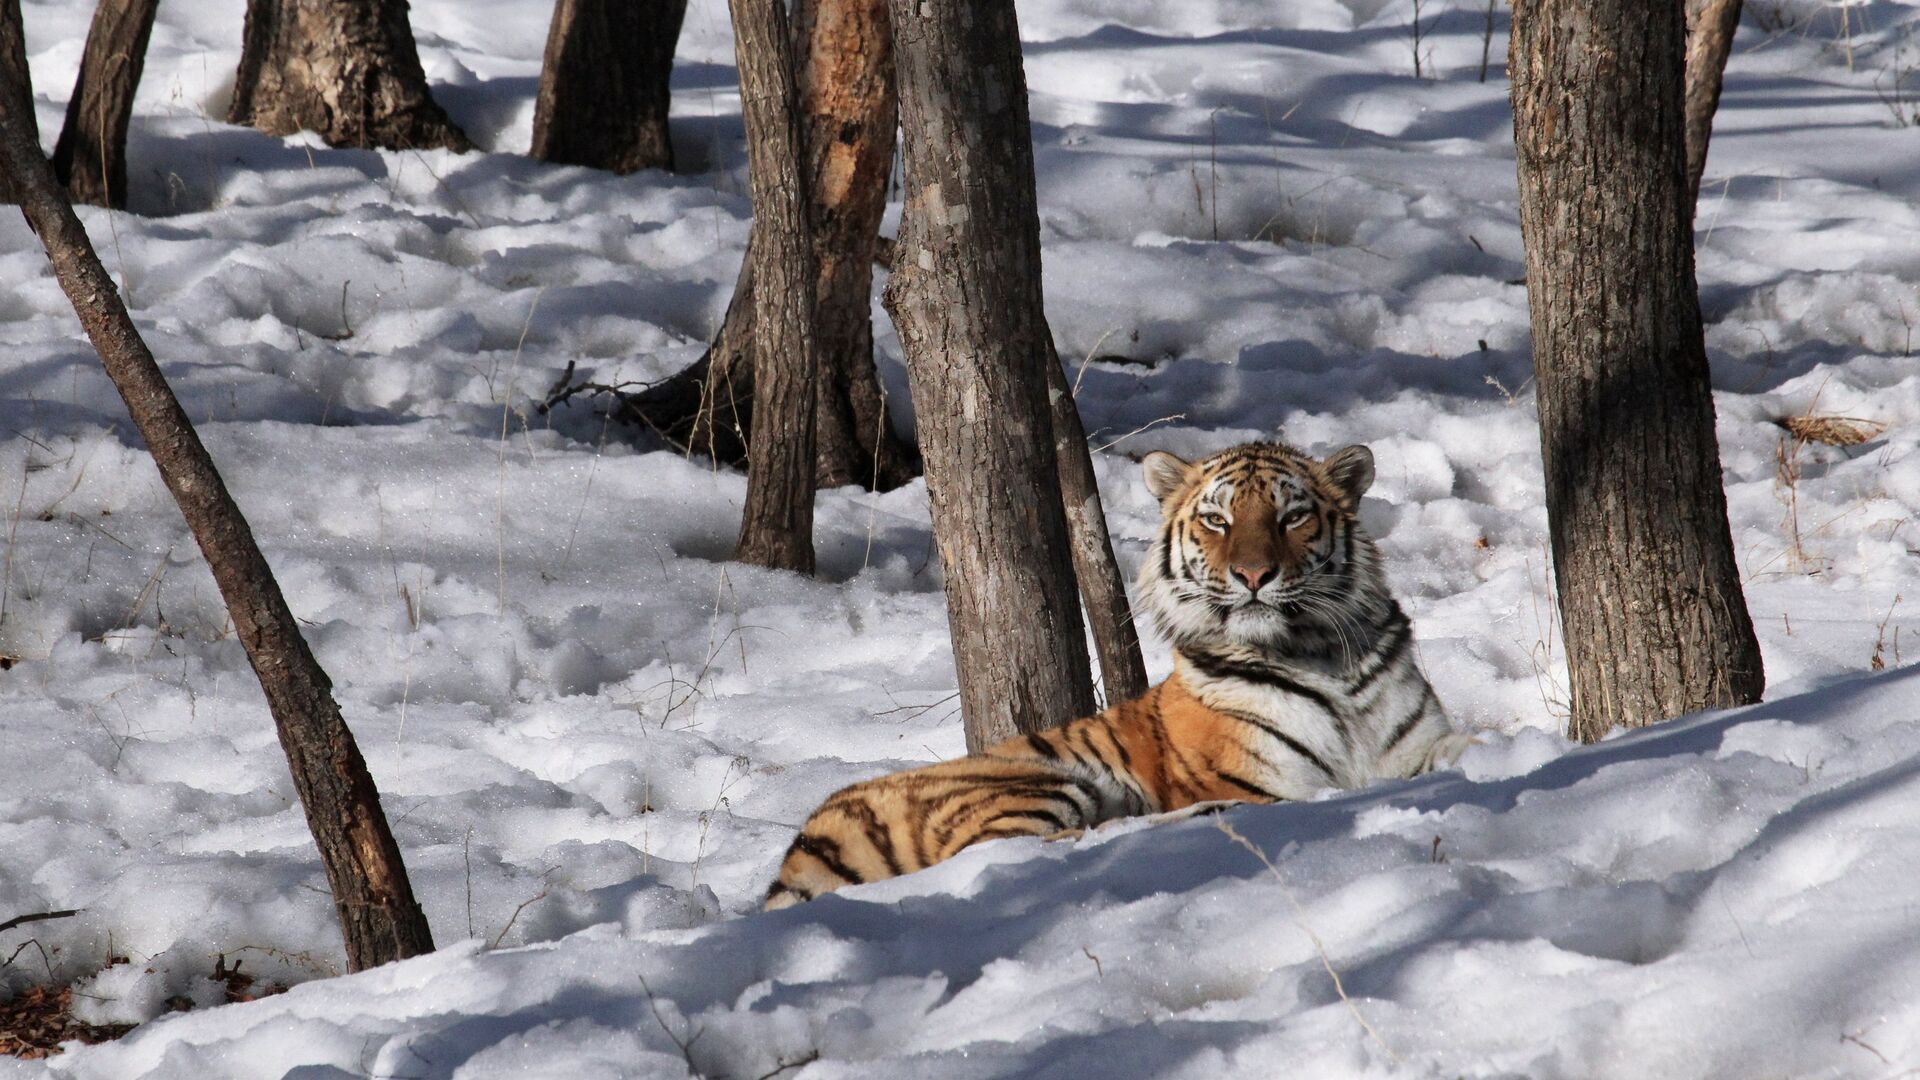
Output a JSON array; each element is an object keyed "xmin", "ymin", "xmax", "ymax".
[
  {"xmin": 229, "ymin": 0, "xmax": 470, "ymax": 152},
  {"xmin": 531, "ymin": 0, "xmax": 687, "ymax": 173},
  {"xmin": 885, "ymin": 0, "xmax": 1097, "ymax": 750},
  {"xmin": 0, "ymin": 0, "xmax": 32, "ymax": 205},
  {"xmin": 50, "ymin": 0, "xmax": 159, "ymax": 208},
  {"xmin": 1683, "ymin": 0, "xmax": 1743, "ymax": 207},
  {"xmin": 0, "ymin": 16, "xmax": 435, "ymax": 971},
  {"xmin": 1510, "ymin": 0, "xmax": 1765, "ymax": 742},
  {"xmin": 608, "ymin": 0, "xmax": 914, "ymax": 492},
  {"xmin": 728, "ymin": 0, "xmax": 820, "ymax": 573}
]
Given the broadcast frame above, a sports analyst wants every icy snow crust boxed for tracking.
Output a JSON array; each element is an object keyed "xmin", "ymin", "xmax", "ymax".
[{"xmin": 6, "ymin": 0, "xmax": 1920, "ymax": 1075}]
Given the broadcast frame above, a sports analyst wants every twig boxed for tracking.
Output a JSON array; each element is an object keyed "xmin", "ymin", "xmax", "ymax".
[
  {"xmin": 1214, "ymin": 818, "xmax": 1401, "ymax": 1065},
  {"xmin": 0, "ymin": 909, "xmax": 80, "ymax": 935}
]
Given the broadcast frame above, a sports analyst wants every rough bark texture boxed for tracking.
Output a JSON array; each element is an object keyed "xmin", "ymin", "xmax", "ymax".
[
  {"xmin": 1510, "ymin": 0, "xmax": 1765, "ymax": 742},
  {"xmin": 620, "ymin": 0, "xmax": 915, "ymax": 492},
  {"xmin": 49, "ymin": 0, "xmax": 157, "ymax": 208},
  {"xmin": 885, "ymin": 0, "xmax": 1098, "ymax": 750},
  {"xmin": 530, "ymin": 0, "xmax": 686, "ymax": 173},
  {"xmin": 228, "ymin": 0, "xmax": 472, "ymax": 152},
  {"xmin": 0, "ymin": 91, "xmax": 434, "ymax": 972},
  {"xmin": 0, "ymin": 0, "xmax": 34, "ymax": 205},
  {"xmin": 1044, "ymin": 336, "xmax": 1148, "ymax": 705},
  {"xmin": 729, "ymin": 0, "xmax": 819, "ymax": 574},
  {"xmin": 1683, "ymin": 0, "xmax": 1742, "ymax": 208}
]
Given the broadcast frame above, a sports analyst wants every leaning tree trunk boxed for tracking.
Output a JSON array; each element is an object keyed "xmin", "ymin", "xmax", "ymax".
[
  {"xmin": 729, "ymin": 0, "xmax": 820, "ymax": 574},
  {"xmin": 0, "ymin": 48, "xmax": 435, "ymax": 971},
  {"xmin": 531, "ymin": 0, "xmax": 687, "ymax": 173},
  {"xmin": 611, "ymin": 0, "xmax": 916, "ymax": 492},
  {"xmin": 1510, "ymin": 0, "xmax": 1764, "ymax": 742},
  {"xmin": 229, "ymin": 0, "xmax": 471, "ymax": 152},
  {"xmin": 885, "ymin": 0, "xmax": 1097, "ymax": 750},
  {"xmin": 50, "ymin": 0, "xmax": 159, "ymax": 209},
  {"xmin": 1682, "ymin": 0, "xmax": 1742, "ymax": 208},
  {"xmin": 1044, "ymin": 337, "xmax": 1149, "ymax": 705},
  {"xmin": 0, "ymin": 0, "xmax": 33, "ymax": 204}
]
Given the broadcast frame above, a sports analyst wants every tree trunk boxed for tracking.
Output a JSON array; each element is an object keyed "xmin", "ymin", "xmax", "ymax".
[
  {"xmin": 1043, "ymin": 336, "xmax": 1149, "ymax": 705},
  {"xmin": 229, "ymin": 0, "xmax": 472, "ymax": 153},
  {"xmin": 1510, "ymin": 0, "xmax": 1764, "ymax": 742},
  {"xmin": 0, "ymin": 86, "xmax": 435, "ymax": 972},
  {"xmin": 885, "ymin": 0, "xmax": 1097, "ymax": 750},
  {"xmin": 50, "ymin": 0, "xmax": 159, "ymax": 209},
  {"xmin": 0, "ymin": 0, "xmax": 34, "ymax": 205},
  {"xmin": 608, "ymin": 0, "xmax": 916, "ymax": 492},
  {"xmin": 530, "ymin": 0, "xmax": 686, "ymax": 173},
  {"xmin": 1683, "ymin": 0, "xmax": 1742, "ymax": 208},
  {"xmin": 729, "ymin": 0, "xmax": 819, "ymax": 574}
]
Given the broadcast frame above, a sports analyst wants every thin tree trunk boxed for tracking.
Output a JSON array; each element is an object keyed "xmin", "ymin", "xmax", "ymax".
[
  {"xmin": 531, "ymin": 0, "xmax": 686, "ymax": 173},
  {"xmin": 229, "ymin": 0, "xmax": 471, "ymax": 152},
  {"xmin": 1044, "ymin": 336, "xmax": 1148, "ymax": 704},
  {"xmin": 1683, "ymin": 0, "xmax": 1742, "ymax": 208},
  {"xmin": 49, "ymin": 0, "xmax": 158, "ymax": 209},
  {"xmin": 729, "ymin": 0, "xmax": 819, "ymax": 574},
  {"xmin": 1510, "ymin": 0, "xmax": 1764, "ymax": 742},
  {"xmin": 606, "ymin": 0, "xmax": 914, "ymax": 492},
  {"xmin": 885, "ymin": 0, "xmax": 1097, "ymax": 750},
  {"xmin": 0, "ymin": 77, "xmax": 434, "ymax": 972},
  {"xmin": 0, "ymin": 0, "xmax": 34, "ymax": 205}
]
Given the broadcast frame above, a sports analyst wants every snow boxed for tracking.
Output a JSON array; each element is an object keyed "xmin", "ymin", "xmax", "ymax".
[{"xmin": 4, "ymin": 0, "xmax": 1920, "ymax": 1076}]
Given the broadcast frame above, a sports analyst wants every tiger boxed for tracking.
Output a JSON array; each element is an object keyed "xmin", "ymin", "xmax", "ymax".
[{"xmin": 763, "ymin": 440, "xmax": 1470, "ymax": 910}]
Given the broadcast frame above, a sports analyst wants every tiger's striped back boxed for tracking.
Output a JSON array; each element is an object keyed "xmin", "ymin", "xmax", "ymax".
[{"xmin": 764, "ymin": 440, "xmax": 1466, "ymax": 910}]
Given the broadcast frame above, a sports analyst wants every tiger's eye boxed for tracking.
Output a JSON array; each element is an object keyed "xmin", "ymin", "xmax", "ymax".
[
  {"xmin": 1200, "ymin": 512, "xmax": 1228, "ymax": 530},
  {"xmin": 1283, "ymin": 509, "xmax": 1311, "ymax": 529}
]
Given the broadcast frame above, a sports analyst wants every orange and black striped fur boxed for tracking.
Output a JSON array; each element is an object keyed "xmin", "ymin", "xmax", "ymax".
[{"xmin": 764, "ymin": 441, "xmax": 1469, "ymax": 910}]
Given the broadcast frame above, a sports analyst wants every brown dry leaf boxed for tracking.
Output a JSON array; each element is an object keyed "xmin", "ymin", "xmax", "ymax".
[{"xmin": 1777, "ymin": 414, "xmax": 1888, "ymax": 447}]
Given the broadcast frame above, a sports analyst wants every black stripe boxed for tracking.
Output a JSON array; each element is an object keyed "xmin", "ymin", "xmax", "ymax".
[
  {"xmin": 1178, "ymin": 648, "xmax": 1340, "ymax": 716},
  {"xmin": 841, "ymin": 798, "xmax": 905, "ymax": 877},
  {"xmin": 1380, "ymin": 687, "xmax": 1437, "ymax": 757},
  {"xmin": 1349, "ymin": 608, "xmax": 1412, "ymax": 694},
  {"xmin": 793, "ymin": 834, "xmax": 864, "ymax": 885},
  {"xmin": 1026, "ymin": 733, "xmax": 1059, "ymax": 760},
  {"xmin": 1162, "ymin": 521, "xmax": 1179, "ymax": 582},
  {"xmin": 1218, "ymin": 709, "xmax": 1338, "ymax": 782},
  {"xmin": 1217, "ymin": 771, "xmax": 1283, "ymax": 801},
  {"xmin": 991, "ymin": 807, "xmax": 1070, "ymax": 832},
  {"xmin": 765, "ymin": 880, "xmax": 813, "ymax": 903}
]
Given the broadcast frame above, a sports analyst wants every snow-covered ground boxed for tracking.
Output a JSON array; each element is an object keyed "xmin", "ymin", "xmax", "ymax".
[{"xmin": 5, "ymin": 0, "xmax": 1920, "ymax": 1075}]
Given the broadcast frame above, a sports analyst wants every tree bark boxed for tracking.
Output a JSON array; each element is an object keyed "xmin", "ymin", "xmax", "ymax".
[
  {"xmin": 608, "ymin": 0, "xmax": 916, "ymax": 492},
  {"xmin": 50, "ymin": 0, "xmax": 159, "ymax": 209},
  {"xmin": 1683, "ymin": 0, "xmax": 1742, "ymax": 208},
  {"xmin": 0, "ymin": 0, "xmax": 34, "ymax": 205},
  {"xmin": 1044, "ymin": 336, "xmax": 1148, "ymax": 705},
  {"xmin": 885, "ymin": 0, "xmax": 1097, "ymax": 750},
  {"xmin": 729, "ymin": 0, "xmax": 819, "ymax": 574},
  {"xmin": 229, "ymin": 0, "xmax": 471, "ymax": 152},
  {"xmin": 0, "ymin": 85, "xmax": 435, "ymax": 972},
  {"xmin": 1510, "ymin": 0, "xmax": 1764, "ymax": 742},
  {"xmin": 530, "ymin": 0, "xmax": 686, "ymax": 173}
]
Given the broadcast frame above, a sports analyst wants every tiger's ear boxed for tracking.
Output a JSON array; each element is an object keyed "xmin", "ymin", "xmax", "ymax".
[
  {"xmin": 1142, "ymin": 451, "xmax": 1193, "ymax": 501},
  {"xmin": 1320, "ymin": 445, "xmax": 1375, "ymax": 511}
]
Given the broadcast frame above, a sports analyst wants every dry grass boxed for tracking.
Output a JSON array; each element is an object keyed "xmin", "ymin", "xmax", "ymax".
[{"xmin": 1775, "ymin": 414, "xmax": 1888, "ymax": 447}]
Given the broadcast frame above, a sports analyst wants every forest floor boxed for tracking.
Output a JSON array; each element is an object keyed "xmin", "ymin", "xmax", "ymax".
[{"xmin": 7, "ymin": 0, "xmax": 1920, "ymax": 1076}]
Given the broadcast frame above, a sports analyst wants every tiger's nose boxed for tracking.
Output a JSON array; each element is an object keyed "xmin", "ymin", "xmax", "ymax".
[{"xmin": 1231, "ymin": 563, "xmax": 1276, "ymax": 591}]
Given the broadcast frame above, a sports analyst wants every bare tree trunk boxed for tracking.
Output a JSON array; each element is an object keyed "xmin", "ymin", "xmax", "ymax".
[
  {"xmin": 1683, "ymin": 0, "xmax": 1742, "ymax": 208},
  {"xmin": 1511, "ymin": 0, "xmax": 1764, "ymax": 742},
  {"xmin": 229, "ymin": 0, "xmax": 471, "ymax": 152},
  {"xmin": 885, "ymin": 0, "xmax": 1097, "ymax": 750},
  {"xmin": 606, "ymin": 0, "xmax": 916, "ymax": 492},
  {"xmin": 531, "ymin": 0, "xmax": 686, "ymax": 173},
  {"xmin": 0, "ymin": 0, "xmax": 34, "ymax": 205},
  {"xmin": 729, "ymin": 0, "xmax": 819, "ymax": 574},
  {"xmin": 1043, "ymin": 337, "xmax": 1148, "ymax": 704},
  {"xmin": 50, "ymin": 0, "xmax": 159, "ymax": 209},
  {"xmin": 0, "ymin": 74, "xmax": 434, "ymax": 971}
]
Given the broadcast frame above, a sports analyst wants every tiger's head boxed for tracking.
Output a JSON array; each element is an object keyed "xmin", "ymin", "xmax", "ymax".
[{"xmin": 1136, "ymin": 441, "xmax": 1392, "ymax": 656}]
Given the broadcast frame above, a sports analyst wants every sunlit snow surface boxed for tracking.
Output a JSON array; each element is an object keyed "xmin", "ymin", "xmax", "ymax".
[{"xmin": 6, "ymin": 0, "xmax": 1920, "ymax": 1076}]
